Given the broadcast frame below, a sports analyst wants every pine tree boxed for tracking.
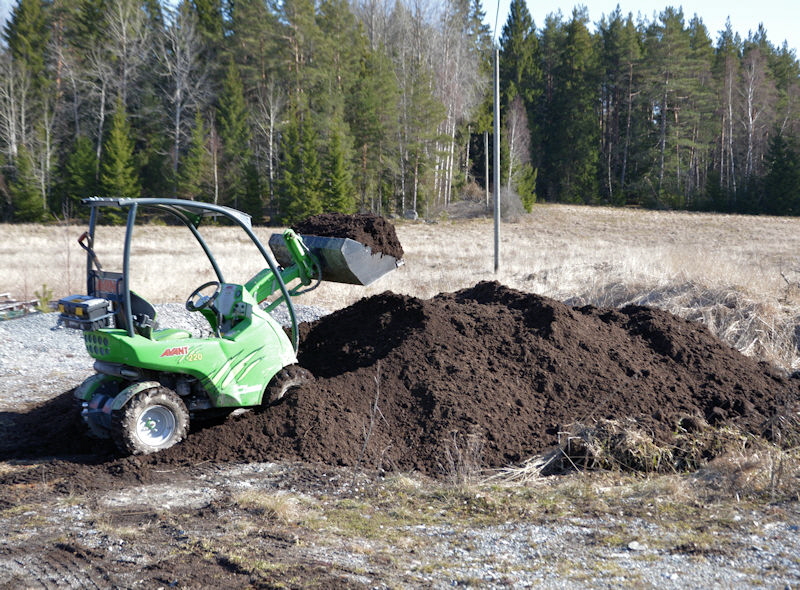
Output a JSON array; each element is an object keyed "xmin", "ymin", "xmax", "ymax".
[
  {"xmin": 277, "ymin": 110, "xmax": 302, "ymax": 221},
  {"xmin": 317, "ymin": 0, "xmax": 362, "ymax": 99},
  {"xmin": 300, "ymin": 120, "xmax": 323, "ymax": 216},
  {"xmin": 100, "ymin": 100, "xmax": 140, "ymax": 202},
  {"xmin": 61, "ymin": 135, "xmax": 98, "ymax": 219},
  {"xmin": 315, "ymin": 0, "xmax": 364, "ymax": 157},
  {"xmin": 281, "ymin": 0, "xmax": 324, "ymax": 105},
  {"xmin": 642, "ymin": 7, "xmax": 702, "ymax": 206},
  {"xmin": 217, "ymin": 59, "xmax": 255, "ymax": 211},
  {"xmin": 191, "ymin": 0, "xmax": 224, "ymax": 51},
  {"xmin": 278, "ymin": 108, "xmax": 323, "ymax": 224},
  {"xmin": 346, "ymin": 47, "xmax": 400, "ymax": 211},
  {"xmin": 678, "ymin": 17, "xmax": 716, "ymax": 208},
  {"xmin": 466, "ymin": 0, "xmax": 494, "ymax": 61},
  {"xmin": 404, "ymin": 64, "xmax": 446, "ymax": 215},
  {"xmin": 322, "ymin": 124, "xmax": 356, "ymax": 213},
  {"xmin": 498, "ymin": 0, "xmax": 542, "ymax": 185},
  {"xmin": 178, "ymin": 111, "xmax": 211, "ymax": 200},
  {"xmin": 517, "ymin": 165, "xmax": 537, "ymax": 211},
  {"xmin": 227, "ymin": 0, "xmax": 281, "ymax": 95},
  {"xmin": 597, "ymin": 8, "xmax": 643, "ymax": 204},
  {"xmin": 540, "ymin": 8, "xmax": 600, "ymax": 203},
  {"xmin": 64, "ymin": 0, "xmax": 107, "ymax": 54},
  {"xmin": 8, "ymin": 145, "xmax": 43, "ymax": 222},
  {"xmin": 498, "ymin": 0, "xmax": 540, "ymax": 110},
  {"xmin": 763, "ymin": 133, "xmax": 800, "ymax": 215},
  {"xmin": 2, "ymin": 0, "xmax": 50, "ymax": 90}
]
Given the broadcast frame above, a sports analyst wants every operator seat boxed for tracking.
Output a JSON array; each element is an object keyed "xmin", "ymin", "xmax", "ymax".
[
  {"xmin": 90, "ymin": 270, "xmax": 157, "ymax": 338},
  {"xmin": 128, "ymin": 291, "xmax": 157, "ymax": 338}
]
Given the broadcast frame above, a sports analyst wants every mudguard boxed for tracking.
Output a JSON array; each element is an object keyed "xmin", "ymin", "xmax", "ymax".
[{"xmin": 74, "ymin": 373, "xmax": 120, "ymax": 402}]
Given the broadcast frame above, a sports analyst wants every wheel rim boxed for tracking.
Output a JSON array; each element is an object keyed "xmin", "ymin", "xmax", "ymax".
[{"xmin": 136, "ymin": 405, "xmax": 176, "ymax": 447}]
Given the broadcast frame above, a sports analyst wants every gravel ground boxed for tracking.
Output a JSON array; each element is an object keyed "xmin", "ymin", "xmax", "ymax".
[
  {"xmin": 2, "ymin": 457, "xmax": 799, "ymax": 589},
  {"xmin": 1, "ymin": 306, "xmax": 800, "ymax": 589},
  {"xmin": 401, "ymin": 517, "xmax": 800, "ymax": 588}
]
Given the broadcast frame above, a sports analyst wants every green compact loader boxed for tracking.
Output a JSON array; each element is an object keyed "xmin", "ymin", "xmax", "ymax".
[{"xmin": 58, "ymin": 198, "xmax": 401, "ymax": 455}]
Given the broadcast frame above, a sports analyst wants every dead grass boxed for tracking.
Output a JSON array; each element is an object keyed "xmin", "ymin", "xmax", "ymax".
[
  {"xmin": 441, "ymin": 429, "xmax": 487, "ymax": 488},
  {"xmin": 4, "ymin": 204, "xmax": 800, "ymax": 369},
  {"xmin": 489, "ymin": 417, "xmax": 800, "ymax": 503},
  {"xmin": 233, "ymin": 490, "xmax": 308, "ymax": 525}
]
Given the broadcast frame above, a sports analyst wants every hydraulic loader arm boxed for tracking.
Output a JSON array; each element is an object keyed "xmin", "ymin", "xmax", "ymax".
[{"xmin": 245, "ymin": 229, "xmax": 319, "ymax": 311}]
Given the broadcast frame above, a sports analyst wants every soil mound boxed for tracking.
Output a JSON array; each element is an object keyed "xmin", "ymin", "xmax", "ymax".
[
  {"xmin": 2, "ymin": 282, "xmax": 797, "ymax": 486},
  {"xmin": 292, "ymin": 212, "xmax": 404, "ymax": 259},
  {"xmin": 164, "ymin": 281, "xmax": 794, "ymax": 474}
]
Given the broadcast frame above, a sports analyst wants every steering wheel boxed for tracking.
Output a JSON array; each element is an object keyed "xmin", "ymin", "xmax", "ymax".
[{"xmin": 186, "ymin": 281, "xmax": 221, "ymax": 312}]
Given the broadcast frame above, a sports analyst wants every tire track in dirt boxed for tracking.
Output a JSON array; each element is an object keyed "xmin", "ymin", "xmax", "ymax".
[{"xmin": 0, "ymin": 543, "xmax": 108, "ymax": 589}]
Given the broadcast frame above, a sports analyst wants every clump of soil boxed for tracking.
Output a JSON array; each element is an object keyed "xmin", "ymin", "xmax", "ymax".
[
  {"xmin": 292, "ymin": 212, "xmax": 404, "ymax": 259},
  {"xmin": 2, "ymin": 282, "xmax": 797, "ymax": 486}
]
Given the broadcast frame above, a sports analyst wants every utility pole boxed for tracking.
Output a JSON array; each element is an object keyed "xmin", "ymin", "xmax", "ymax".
[{"xmin": 493, "ymin": 48, "xmax": 501, "ymax": 273}]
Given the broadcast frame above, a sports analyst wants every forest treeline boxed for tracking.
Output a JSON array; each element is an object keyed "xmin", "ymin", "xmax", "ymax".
[{"xmin": 0, "ymin": 0, "xmax": 799, "ymax": 224}]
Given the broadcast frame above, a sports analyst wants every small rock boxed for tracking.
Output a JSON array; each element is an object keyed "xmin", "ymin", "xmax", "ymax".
[{"xmin": 628, "ymin": 540, "xmax": 647, "ymax": 551}]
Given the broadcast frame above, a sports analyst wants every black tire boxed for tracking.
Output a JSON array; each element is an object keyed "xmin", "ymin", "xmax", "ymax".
[
  {"xmin": 73, "ymin": 397, "xmax": 109, "ymax": 440},
  {"xmin": 264, "ymin": 365, "xmax": 313, "ymax": 405},
  {"xmin": 111, "ymin": 386, "xmax": 189, "ymax": 455},
  {"xmin": 83, "ymin": 407, "xmax": 112, "ymax": 439},
  {"xmin": 79, "ymin": 377, "xmax": 121, "ymax": 440}
]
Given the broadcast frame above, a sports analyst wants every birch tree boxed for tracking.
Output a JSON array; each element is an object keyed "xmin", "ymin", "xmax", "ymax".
[
  {"xmin": 254, "ymin": 80, "xmax": 284, "ymax": 204},
  {"xmin": 1, "ymin": 0, "xmax": 55, "ymax": 217},
  {"xmin": 505, "ymin": 94, "xmax": 530, "ymax": 193},
  {"xmin": 432, "ymin": 0, "xmax": 489, "ymax": 206},
  {"xmin": 714, "ymin": 22, "xmax": 742, "ymax": 203},
  {"xmin": 0, "ymin": 52, "xmax": 28, "ymax": 162},
  {"xmin": 157, "ymin": 1, "xmax": 209, "ymax": 195},
  {"xmin": 738, "ymin": 45, "xmax": 776, "ymax": 181},
  {"xmin": 104, "ymin": 0, "xmax": 150, "ymax": 108}
]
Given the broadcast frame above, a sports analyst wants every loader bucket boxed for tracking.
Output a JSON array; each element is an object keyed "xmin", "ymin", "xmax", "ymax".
[{"xmin": 268, "ymin": 233, "xmax": 402, "ymax": 286}]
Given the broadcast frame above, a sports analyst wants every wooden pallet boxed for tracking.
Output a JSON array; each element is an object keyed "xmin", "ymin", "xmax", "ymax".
[{"xmin": 0, "ymin": 293, "xmax": 40, "ymax": 320}]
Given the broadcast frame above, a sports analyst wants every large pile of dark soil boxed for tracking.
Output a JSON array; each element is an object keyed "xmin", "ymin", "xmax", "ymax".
[
  {"xmin": 292, "ymin": 213, "xmax": 404, "ymax": 259},
  {"xmin": 2, "ymin": 282, "xmax": 797, "ymax": 487}
]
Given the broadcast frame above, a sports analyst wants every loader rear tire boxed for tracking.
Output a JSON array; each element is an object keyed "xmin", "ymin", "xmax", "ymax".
[
  {"xmin": 264, "ymin": 365, "xmax": 314, "ymax": 405},
  {"xmin": 111, "ymin": 386, "xmax": 189, "ymax": 455},
  {"xmin": 83, "ymin": 405, "xmax": 112, "ymax": 440}
]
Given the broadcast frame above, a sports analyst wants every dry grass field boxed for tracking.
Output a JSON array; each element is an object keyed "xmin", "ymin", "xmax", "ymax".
[{"xmin": 3, "ymin": 203, "xmax": 800, "ymax": 368}]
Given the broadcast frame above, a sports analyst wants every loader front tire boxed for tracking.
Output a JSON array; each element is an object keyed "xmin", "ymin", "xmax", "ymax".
[
  {"xmin": 264, "ymin": 365, "xmax": 313, "ymax": 405},
  {"xmin": 111, "ymin": 386, "xmax": 189, "ymax": 455}
]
